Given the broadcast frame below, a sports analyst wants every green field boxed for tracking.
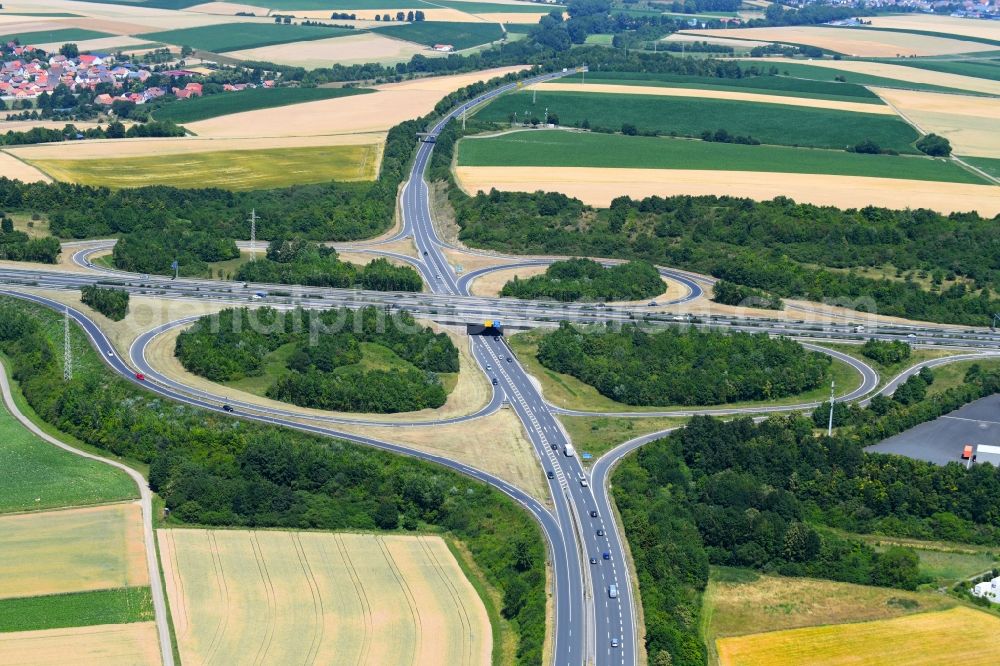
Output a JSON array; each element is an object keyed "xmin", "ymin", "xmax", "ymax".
[
  {"xmin": 742, "ymin": 60, "xmax": 990, "ymax": 95},
  {"xmin": 459, "ymin": 130, "xmax": 986, "ymax": 183},
  {"xmin": 152, "ymin": 87, "xmax": 373, "ymax": 124},
  {"xmin": 373, "ymin": 21, "xmax": 504, "ymax": 50},
  {"xmin": 239, "ymin": 0, "xmax": 558, "ymax": 9},
  {"xmin": 475, "ymin": 90, "xmax": 920, "ymax": 151},
  {"xmin": 30, "ymin": 144, "xmax": 380, "ymax": 191},
  {"xmin": 0, "ymin": 397, "xmax": 137, "ymax": 513},
  {"xmin": 965, "ymin": 156, "xmax": 1000, "ymax": 179},
  {"xmin": 141, "ymin": 23, "xmax": 354, "ymax": 53},
  {"xmin": 881, "ymin": 57, "xmax": 1000, "ymax": 82},
  {"xmin": 0, "ymin": 588, "xmax": 154, "ymax": 633},
  {"xmin": 0, "ymin": 28, "xmax": 110, "ymax": 45},
  {"xmin": 556, "ymin": 70, "xmax": 883, "ymax": 103},
  {"xmin": 431, "ymin": 0, "xmax": 556, "ymax": 12}
]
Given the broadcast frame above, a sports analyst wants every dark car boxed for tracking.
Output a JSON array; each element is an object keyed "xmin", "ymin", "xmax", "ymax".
[
  {"xmin": 590, "ymin": 557, "xmax": 598, "ymax": 565},
  {"xmin": 550, "ymin": 443, "xmax": 558, "ymax": 451},
  {"xmin": 222, "ymin": 404, "xmax": 234, "ymax": 413},
  {"xmin": 491, "ymin": 377, "xmax": 498, "ymax": 386},
  {"xmin": 423, "ymin": 251, "xmax": 428, "ymax": 256},
  {"xmin": 547, "ymin": 470, "xmax": 555, "ymax": 479},
  {"xmin": 589, "ymin": 510, "xmax": 598, "ymax": 518},
  {"xmin": 602, "ymin": 552, "xmax": 610, "ymax": 560},
  {"xmin": 507, "ymin": 356, "xmax": 513, "ymax": 362},
  {"xmin": 596, "ymin": 529, "xmax": 604, "ymax": 537}
]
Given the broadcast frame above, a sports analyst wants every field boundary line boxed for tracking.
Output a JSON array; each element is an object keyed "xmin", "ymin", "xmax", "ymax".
[
  {"xmin": 0, "ymin": 361, "xmax": 174, "ymax": 666},
  {"xmin": 291, "ymin": 532, "xmax": 325, "ymax": 664},
  {"xmin": 377, "ymin": 535, "xmax": 424, "ymax": 662},
  {"xmin": 335, "ymin": 534, "xmax": 375, "ymax": 665},
  {"xmin": 203, "ymin": 531, "xmax": 231, "ymax": 666},
  {"xmin": 418, "ymin": 535, "xmax": 476, "ymax": 664}
]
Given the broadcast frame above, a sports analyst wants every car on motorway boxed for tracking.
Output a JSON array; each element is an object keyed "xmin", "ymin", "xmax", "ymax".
[
  {"xmin": 491, "ymin": 377, "xmax": 498, "ymax": 386},
  {"xmin": 611, "ymin": 638, "xmax": 620, "ymax": 648},
  {"xmin": 135, "ymin": 373, "xmax": 145, "ymax": 381},
  {"xmin": 596, "ymin": 528, "xmax": 604, "ymax": 537},
  {"xmin": 589, "ymin": 510, "xmax": 598, "ymax": 517},
  {"xmin": 603, "ymin": 551, "xmax": 610, "ymax": 560},
  {"xmin": 580, "ymin": 478, "xmax": 589, "ymax": 487},
  {"xmin": 507, "ymin": 356, "xmax": 512, "ymax": 362},
  {"xmin": 550, "ymin": 443, "xmax": 558, "ymax": 451},
  {"xmin": 547, "ymin": 470, "xmax": 554, "ymax": 479},
  {"xmin": 590, "ymin": 557, "xmax": 598, "ymax": 564},
  {"xmin": 648, "ymin": 301, "xmax": 658, "ymax": 306},
  {"xmin": 486, "ymin": 363, "xmax": 492, "ymax": 370},
  {"xmin": 222, "ymin": 404, "xmax": 234, "ymax": 413},
  {"xmin": 106, "ymin": 349, "xmax": 115, "ymax": 357},
  {"xmin": 423, "ymin": 251, "xmax": 428, "ymax": 256},
  {"xmin": 608, "ymin": 584, "xmax": 618, "ymax": 598}
]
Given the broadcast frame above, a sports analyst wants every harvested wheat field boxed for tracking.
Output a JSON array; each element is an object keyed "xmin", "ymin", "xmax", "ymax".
[
  {"xmin": 35, "ymin": 35, "xmax": 154, "ymax": 53},
  {"xmin": 7, "ymin": 133, "xmax": 383, "ymax": 162},
  {"xmin": 0, "ymin": 623, "xmax": 160, "ymax": 666},
  {"xmin": 663, "ymin": 33, "xmax": 771, "ymax": 48},
  {"xmin": 741, "ymin": 56, "xmax": 1000, "ymax": 96},
  {"xmin": 529, "ymin": 81, "xmax": 895, "ymax": 114},
  {"xmin": 159, "ymin": 529, "xmax": 491, "ymax": 666},
  {"xmin": 455, "ymin": 166, "xmax": 1000, "ymax": 216},
  {"xmin": 865, "ymin": 14, "xmax": 1000, "ymax": 41},
  {"xmin": 0, "ymin": 503, "xmax": 147, "ymax": 600},
  {"xmin": 0, "ymin": 151, "xmax": 50, "ymax": 184},
  {"xmin": 718, "ymin": 607, "xmax": 1000, "ymax": 666},
  {"xmin": 227, "ymin": 32, "xmax": 432, "ymax": 68},
  {"xmin": 874, "ymin": 87, "xmax": 1000, "ymax": 159},
  {"xmin": 682, "ymin": 26, "xmax": 994, "ymax": 57},
  {"xmin": 186, "ymin": 66, "xmax": 526, "ymax": 139}
]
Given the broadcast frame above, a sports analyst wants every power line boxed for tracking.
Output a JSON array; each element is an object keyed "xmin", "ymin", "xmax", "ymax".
[
  {"xmin": 63, "ymin": 307, "xmax": 72, "ymax": 382},
  {"xmin": 827, "ymin": 380, "xmax": 836, "ymax": 437},
  {"xmin": 249, "ymin": 208, "xmax": 258, "ymax": 261}
]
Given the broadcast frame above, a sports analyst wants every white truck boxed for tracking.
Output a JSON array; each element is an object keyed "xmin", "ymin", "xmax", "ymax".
[{"xmin": 563, "ymin": 443, "xmax": 576, "ymax": 457}]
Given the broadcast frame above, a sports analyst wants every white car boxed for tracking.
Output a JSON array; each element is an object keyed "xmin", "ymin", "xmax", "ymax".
[{"xmin": 106, "ymin": 349, "xmax": 115, "ymax": 358}]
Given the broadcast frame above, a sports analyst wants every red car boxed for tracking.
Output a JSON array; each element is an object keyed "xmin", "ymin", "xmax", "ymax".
[{"xmin": 135, "ymin": 373, "xmax": 146, "ymax": 381}]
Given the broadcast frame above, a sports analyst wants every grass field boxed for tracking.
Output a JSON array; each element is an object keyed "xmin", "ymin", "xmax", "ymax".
[
  {"xmin": 868, "ymin": 539, "xmax": 999, "ymax": 587},
  {"xmin": 559, "ymin": 415, "xmax": 687, "ymax": 461},
  {"xmin": 507, "ymin": 328, "xmax": 862, "ymax": 413},
  {"xmin": 0, "ymin": 28, "xmax": 110, "ymax": 46},
  {"xmin": 458, "ymin": 131, "xmax": 984, "ymax": 183},
  {"xmin": 30, "ymin": 144, "xmax": 380, "ymax": 190},
  {"xmin": 247, "ymin": 0, "xmax": 560, "ymax": 10},
  {"xmin": 141, "ymin": 22, "xmax": 354, "ymax": 53},
  {"xmin": 159, "ymin": 528, "xmax": 492, "ymax": 665},
  {"xmin": 475, "ymin": 90, "xmax": 919, "ymax": 151},
  {"xmin": 0, "ymin": 503, "xmax": 148, "ymax": 600},
  {"xmin": 885, "ymin": 57, "xmax": 1000, "ymax": 82},
  {"xmin": 0, "ymin": 622, "xmax": 161, "ymax": 666},
  {"xmin": 966, "ymin": 156, "xmax": 1000, "ymax": 179},
  {"xmin": 925, "ymin": 359, "xmax": 1000, "ymax": 397},
  {"xmin": 0, "ymin": 397, "xmax": 136, "ymax": 514},
  {"xmin": 152, "ymin": 87, "xmax": 374, "ymax": 124},
  {"xmin": 814, "ymin": 343, "xmax": 962, "ymax": 391},
  {"xmin": 717, "ymin": 606, "xmax": 1000, "ymax": 666},
  {"xmin": 742, "ymin": 60, "xmax": 988, "ymax": 96},
  {"xmin": 555, "ymin": 70, "xmax": 883, "ymax": 103},
  {"xmin": 0, "ymin": 588, "xmax": 154, "ymax": 633},
  {"xmin": 374, "ymin": 21, "xmax": 504, "ymax": 50}
]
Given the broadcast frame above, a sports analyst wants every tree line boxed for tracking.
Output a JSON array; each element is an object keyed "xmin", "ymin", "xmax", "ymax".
[
  {"xmin": 535, "ymin": 322, "xmax": 830, "ymax": 406},
  {"xmin": 451, "ymin": 189, "xmax": 1000, "ymax": 326},
  {"xmin": 80, "ymin": 285, "xmax": 129, "ymax": 321},
  {"xmin": 175, "ymin": 306, "xmax": 458, "ymax": 413},
  {"xmin": 0, "ymin": 215, "xmax": 60, "ymax": 263},
  {"xmin": 616, "ymin": 360, "xmax": 1000, "ymax": 664},
  {"xmin": 0, "ymin": 120, "xmax": 185, "ymax": 147},
  {"xmin": 0, "ymin": 295, "xmax": 547, "ymax": 665},
  {"xmin": 235, "ymin": 236, "xmax": 422, "ymax": 292},
  {"xmin": 500, "ymin": 258, "xmax": 663, "ymax": 302}
]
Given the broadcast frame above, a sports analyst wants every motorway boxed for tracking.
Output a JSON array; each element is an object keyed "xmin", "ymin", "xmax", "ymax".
[{"xmin": 5, "ymin": 69, "xmax": 1000, "ymax": 666}]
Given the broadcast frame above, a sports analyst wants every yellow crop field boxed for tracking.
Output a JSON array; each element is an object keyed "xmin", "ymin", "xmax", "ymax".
[
  {"xmin": 874, "ymin": 87, "xmax": 1000, "ymax": 159},
  {"xmin": 28, "ymin": 144, "xmax": 380, "ymax": 191},
  {"xmin": 0, "ymin": 151, "xmax": 50, "ymax": 184},
  {"xmin": 682, "ymin": 26, "xmax": 994, "ymax": 57},
  {"xmin": 159, "ymin": 529, "xmax": 492, "ymax": 666},
  {"xmin": 718, "ymin": 606, "xmax": 1000, "ymax": 666},
  {"xmin": 0, "ymin": 503, "xmax": 148, "ymax": 600},
  {"xmin": 0, "ymin": 622, "xmax": 160, "ymax": 666}
]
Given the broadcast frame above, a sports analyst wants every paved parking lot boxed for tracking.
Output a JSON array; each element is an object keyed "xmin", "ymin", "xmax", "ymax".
[{"xmin": 866, "ymin": 394, "xmax": 1000, "ymax": 465}]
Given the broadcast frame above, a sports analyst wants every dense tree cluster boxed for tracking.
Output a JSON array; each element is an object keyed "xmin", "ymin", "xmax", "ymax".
[
  {"xmin": 452, "ymin": 189, "xmax": 1000, "ymax": 326},
  {"xmin": 0, "ymin": 215, "xmax": 59, "ymax": 263},
  {"xmin": 235, "ymin": 236, "xmax": 421, "ymax": 291},
  {"xmin": 916, "ymin": 133, "xmax": 952, "ymax": 157},
  {"xmin": 710, "ymin": 279, "xmax": 782, "ymax": 310},
  {"xmin": 860, "ymin": 338, "xmax": 912, "ymax": 365},
  {"xmin": 0, "ymin": 120, "xmax": 184, "ymax": 147},
  {"xmin": 176, "ymin": 306, "xmax": 458, "ymax": 413},
  {"xmin": 80, "ymin": 285, "xmax": 129, "ymax": 321},
  {"xmin": 500, "ymin": 258, "xmax": 662, "ymax": 302},
  {"xmin": 536, "ymin": 322, "xmax": 829, "ymax": 405},
  {"xmin": 112, "ymin": 223, "xmax": 239, "ymax": 276},
  {"xmin": 0, "ymin": 296, "xmax": 545, "ymax": 665}
]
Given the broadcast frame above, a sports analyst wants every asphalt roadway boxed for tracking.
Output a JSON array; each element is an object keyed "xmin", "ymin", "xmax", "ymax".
[{"xmin": 5, "ymin": 68, "xmax": 1000, "ymax": 666}]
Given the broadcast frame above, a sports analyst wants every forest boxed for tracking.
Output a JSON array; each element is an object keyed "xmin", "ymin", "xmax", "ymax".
[
  {"xmin": 860, "ymin": 338, "xmax": 912, "ymax": 365},
  {"xmin": 500, "ymin": 258, "xmax": 663, "ymax": 302},
  {"xmin": 535, "ymin": 322, "xmax": 830, "ymax": 406},
  {"xmin": 235, "ymin": 237, "xmax": 422, "ymax": 292},
  {"xmin": 0, "ymin": 295, "xmax": 546, "ymax": 665},
  {"xmin": 112, "ymin": 223, "xmax": 240, "ymax": 276},
  {"xmin": 452, "ymin": 189, "xmax": 1000, "ymax": 326},
  {"xmin": 0, "ymin": 215, "xmax": 59, "ymax": 263},
  {"xmin": 175, "ymin": 306, "xmax": 458, "ymax": 413},
  {"xmin": 80, "ymin": 285, "xmax": 129, "ymax": 321},
  {"xmin": 710, "ymin": 279, "xmax": 782, "ymax": 310},
  {"xmin": 616, "ymin": 359, "xmax": 1000, "ymax": 665}
]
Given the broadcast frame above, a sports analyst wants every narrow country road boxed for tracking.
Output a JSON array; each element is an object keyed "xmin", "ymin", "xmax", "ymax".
[{"xmin": 0, "ymin": 362, "xmax": 174, "ymax": 666}]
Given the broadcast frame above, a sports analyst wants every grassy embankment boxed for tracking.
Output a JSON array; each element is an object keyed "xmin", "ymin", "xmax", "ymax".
[{"xmin": 458, "ymin": 130, "xmax": 986, "ymax": 184}]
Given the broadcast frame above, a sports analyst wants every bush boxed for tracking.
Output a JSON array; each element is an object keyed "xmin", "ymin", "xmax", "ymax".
[
  {"xmin": 916, "ymin": 133, "xmax": 951, "ymax": 157},
  {"xmin": 80, "ymin": 285, "xmax": 129, "ymax": 321},
  {"xmin": 860, "ymin": 338, "xmax": 911, "ymax": 365},
  {"xmin": 500, "ymin": 258, "xmax": 663, "ymax": 302}
]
